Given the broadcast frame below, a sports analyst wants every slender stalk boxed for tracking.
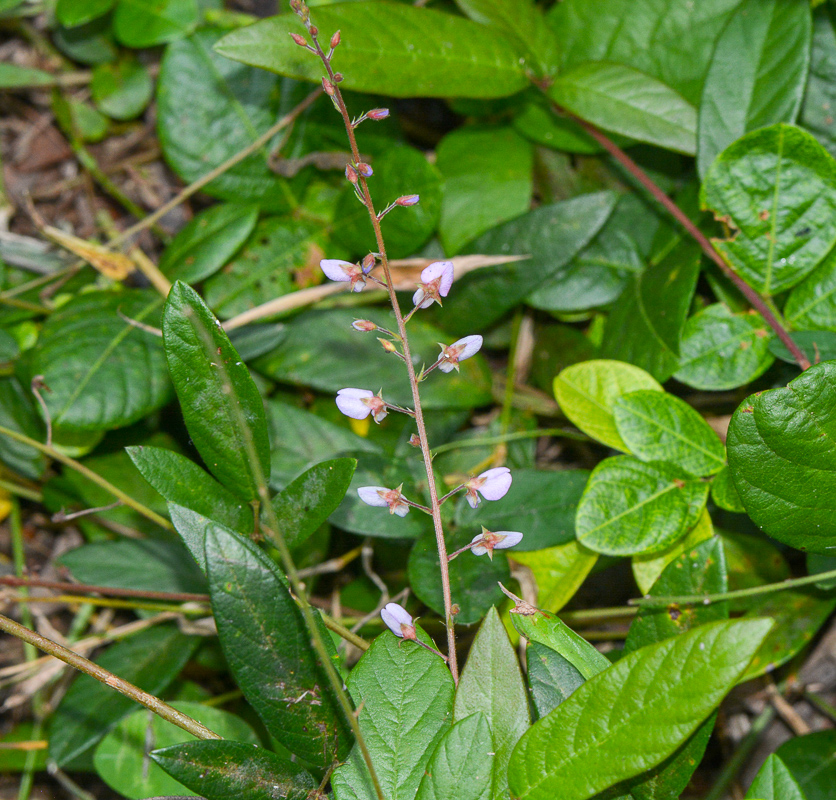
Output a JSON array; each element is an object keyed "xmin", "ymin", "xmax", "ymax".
[
  {"xmin": 630, "ymin": 568, "xmax": 836, "ymax": 608},
  {"xmin": 309, "ymin": 31, "xmax": 459, "ymax": 685},
  {"xmin": 0, "ymin": 613, "xmax": 221, "ymax": 741},
  {"xmin": 553, "ymin": 105, "xmax": 811, "ymax": 372}
]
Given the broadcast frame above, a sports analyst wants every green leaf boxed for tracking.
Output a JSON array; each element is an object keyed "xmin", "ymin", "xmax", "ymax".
[
  {"xmin": 436, "ymin": 125, "xmax": 533, "ymax": 255},
  {"xmin": 727, "ymin": 361, "xmax": 836, "ymax": 553},
  {"xmin": 614, "ymin": 390, "xmax": 726, "ymax": 477},
  {"xmin": 94, "ymin": 702, "xmax": 258, "ymax": 800},
  {"xmin": 331, "ymin": 628, "xmax": 455, "ymax": 800},
  {"xmin": 205, "ymin": 524, "xmax": 350, "ymax": 767},
  {"xmin": 720, "ymin": 530, "xmax": 791, "ymax": 604},
  {"xmin": 0, "ymin": 63, "xmax": 55, "ymax": 88},
  {"xmin": 53, "ymin": 16, "xmax": 118, "ymax": 66},
  {"xmin": 773, "ymin": 729, "xmax": 836, "ymax": 799},
  {"xmin": 769, "ymin": 330, "xmax": 836, "ymax": 364},
  {"xmin": 59, "ymin": 538, "xmax": 208, "ymax": 595},
  {"xmin": 439, "ymin": 191, "xmax": 618, "ymax": 336},
  {"xmin": 800, "ymin": 8, "xmax": 836, "ymax": 158},
  {"xmin": 49, "ymin": 626, "xmax": 198, "ymax": 766},
  {"xmin": 157, "ymin": 29, "xmax": 294, "ymax": 210},
  {"xmin": 162, "ymin": 281, "xmax": 270, "ymax": 501},
  {"xmin": 554, "ymin": 360, "xmax": 663, "ymax": 452},
  {"xmin": 215, "ymin": 3, "xmax": 529, "ymax": 99},
  {"xmin": 510, "ymin": 540, "xmax": 598, "ymax": 613},
  {"xmin": 512, "ymin": 98, "xmax": 602, "ymax": 155},
  {"xmin": 409, "ymin": 529, "xmax": 510, "ymax": 626},
  {"xmin": 151, "ymin": 740, "xmax": 316, "ymax": 800},
  {"xmin": 127, "ymin": 445, "xmax": 252, "ymax": 533},
  {"xmin": 91, "ymin": 57, "xmax": 153, "ymax": 120},
  {"xmin": 113, "ymin": 0, "xmax": 198, "ymax": 47},
  {"xmin": 56, "ymin": 0, "xmax": 115, "ymax": 27},
  {"xmin": 785, "ymin": 246, "xmax": 836, "ymax": 331},
  {"xmin": 697, "ymin": 0, "xmax": 811, "ymax": 177},
  {"xmin": 674, "ymin": 304, "xmax": 775, "ymax": 390},
  {"xmin": 30, "ymin": 290, "xmax": 170, "ymax": 432},
  {"xmin": 548, "ymin": 63, "xmax": 697, "ymax": 154},
  {"xmin": 711, "ymin": 464, "xmax": 746, "ymax": 513},
  {"xmin": 168, "ymin": 504, "xmax": 241, "ymax": 574},
  {"xmin": 159, "ymin": 203, "xmax": 258, "ymax": 284},
  {"xmin": 576, "ymin": 455, "xmax": 709, "ymax": 556},
  {"xmin": 255, "ymin": 308, "xmax": 491, "ymax": 410},
  {"xmin": 701, "ymin": 124, "xmax": 836, "ymax": 295},
  {"xmin": 415, "ymin": 713, "xmax": 492, "ymax": 800},
  {"xmin": 0, "ymin": 377, "xmax": 46, "ymax": 479},
  {"xmin": 601, "ymin": 239, "xmax": 700, "ymax": 381},
  {"xmin": 745, "ymin": 754, "xmax": 807, "ymax": 800},
  {"xmin": 270, "ymin": 457, "xmax": 356, "ymax": 550},
  {"xmin": 454, "ymin": 607, "xmax": 529, "ymax": 799},
  {"xmin": 507, "ymin": 618, "xmax": 773, "ymax": 800},
  {"xmin": 456, "ymin": 469, "xmax": 587, "ymax": 551},
  {"xmin": 741, "ymin": 588, "xmax": 836, "ymax": 680},
  {"xmin": 526, "ymin": 643, "xmax": 585, "ymax": 719},
  {"xmin": 454, "ymin": 0, "xmax": 559, "ymax": 78}
]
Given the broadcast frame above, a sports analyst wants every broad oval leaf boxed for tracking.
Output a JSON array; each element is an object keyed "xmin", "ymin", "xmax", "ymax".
[
  {"xmin": 31, "ymin": 290, "xmax": 170, "ymax": 432},
  {"xmin": 205, "ymin": 524, "xmax": 351, "ymax": 767},
  {"xmin": 702, "ymin": 124, "xmax": 836, "ymax": 295},
  {"xmin": 163, "ymin": 282, "xmax": 271, "ymax": 501},
  {"xmin": 331, "ymin": 627, "xmax": 455, "ymax": 800},
  {"xmin": 576, "ymin": 455, "xmax": 708, "ymax": 556},
  {"xmin": 214, "ymin": 3, "xmax": 529, "ymax": 99},
  {"xmin": 614, "ymin": 390, "xmax": 726, "ymax": 477},
  {"xmin": 727, "ymin": 360, "xmax": 836, "ymax": 554},
  {"xmin": 507, "ymin": 618, "xmax": 773, "ymax": 800},
  {"xmin": 745, "ymin": 753, "xmax": 807, "ymax": 800},
  {"xmin": 785, "ymin": 245, "xmax": 836, "ymax": 331},
  {"xmin": 113, "ymin": 0, "xmax": 198, "ymax": 48},
  {"xmin": 554, "ymin": 360, "xmax": 663, "ymax": 451}
]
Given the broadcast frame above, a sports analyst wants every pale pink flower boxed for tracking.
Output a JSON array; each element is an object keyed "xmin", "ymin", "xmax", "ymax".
[
  {"xmin": 470, "ymin": 528, "xmax": 523, "ymax": 560},
  {"xmin": 357, "ymin": 485, "xmax": 410, "ymax": 517},
  {"xmin": 335, "ymin": 388, "xmax": 388, "ymax": 423},
  {"xmin": 320, "ymin": 259, "xmax": 366, "ymax": 292},
  {"xmin": 381, "ymin": 602, "xmax": 416, "ymax": 639},
  {"xmin": 438, "ymin": 335, "xmax": 482, "ymax": 373},
  {"xmin": 413, "ymin": 261, "xmax": 454, "ymax": 309},
  {"xmin": 465, "ymin": 467, "xmax": 512, "ymax": 509}
]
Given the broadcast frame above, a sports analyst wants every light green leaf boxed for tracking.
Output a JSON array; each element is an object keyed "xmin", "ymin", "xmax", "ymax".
[
  {"xmin": 554, "ymin": 359, "xmax": 663, "ymax": 451},
  {"xmin": 454, "ymin": 607, "xmax": 529, "ymax": 799},
  {"xmin": 508, "ymin": 618, "xmax": 773, "ymax": 800},
  {"xmin": 91, "ymin": 58, "xmax": 153, "ymax": 120},
  {"xmin": 785, "ymin": 245, "xmax": 836, "ymax": 331},
  {"xmin": 711, "ymin": 464, "xmax": 746, "ymax": 513},
  {"xmin": 56, "ymin": 0, "xmax": 115, "ymax": 27},
  {"xmin": 113, "ymin": 0, "xmax": 198, "ymax": 47},
  {"xmin": 745, "ymin": 754, "xmax": 807, "ymax": 800},
  {"xmin": 0, "ymin": 63, "xmax": 55, "ymax": 88},
  {"xmin": 702, "ymin": 124, "xmax": 836, "ymax": 295}
]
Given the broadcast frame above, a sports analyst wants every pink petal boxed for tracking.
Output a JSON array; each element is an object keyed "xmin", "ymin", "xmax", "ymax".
[{"xmin": 421, "ymin": 261, "xmax": 454, "ymax": 296}]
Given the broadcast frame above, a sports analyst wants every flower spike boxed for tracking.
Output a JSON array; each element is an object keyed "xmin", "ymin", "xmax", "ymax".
[
  {"xmin": 357, "ymin": 485, "xmax": 410, "ymax": 517},
  {"xmin": 465, "ymin": 467, "xmax": 512, "ymax": 508}
]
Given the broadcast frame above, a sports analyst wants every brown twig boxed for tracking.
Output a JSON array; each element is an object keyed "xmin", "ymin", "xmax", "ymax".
[{"xmin": 0, "ymin": 575, "xmax": 209, "ymax": 603}]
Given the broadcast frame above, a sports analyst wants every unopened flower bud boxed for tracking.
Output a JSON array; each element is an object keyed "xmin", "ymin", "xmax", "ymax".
[
  {"xmin": 356, "ymin": 162, "xmax": 373, "ymax": 177},
  {"xmin": 290, "ymin": 32, "xmax": 308, "ymax": 47},
  {"xmin": 345, "ymin": 164, "xmax": 358, "ymax": 184},
  {"xmin": 330, "ymin": 30, "xmax": 341, "ymax": 48},
  {"xmin": 322, "ymin": 78, "xmax": 335, "ymax": 96},
  {"xmin": 334, "ymin": 72, "xmax": 344, "ymax": 82},
  {"xmin": 367, "ymin": 108, "xmax": 390, "ymax": 121},
  {"xmin": 361, "ymin": 253, "xmax": 376, "ymax": 272},
  {"xmin": 309, "ymin": 24, "xmax": 318, "ymax": 36},
  {"xmin": 409, "ymin": 434, "xmax": 421, "ymax": 448},
  {"xmin": 378, "ymin": 338, "xmax": 398, "ymax": 354},
  {"xmin": 352, "ymin": 319, "xmax": 377, "ymax": 332},
  {"xmin": 396, "ymin": 194, "xmax": 420, "ymax": 207}
]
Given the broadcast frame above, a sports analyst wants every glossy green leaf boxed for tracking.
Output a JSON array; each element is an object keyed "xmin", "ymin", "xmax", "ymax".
[
  {"xmin": 91, "ymin": 58, "xmax": 153, "ymax": 120},
  {"xmin": 512, "ymin": 98, "xmax": 603, "ymax": 154},
  {"xmin": 331, "ymin": 627, "xmax": 455, "ymax": 800},
  {"xmin": 745, "ymin": 754, "xmax": 807, "ymax": 800},
  {"xmin": 415, "ymin": 712, "xmax": 492, "ymax": 800},
  {"xmin": 510, "ymin": 540, "xmax": 598, "ymax": 613},
  {"xmin": 151, "ymin": 740, "xmax": 316, "ymax": 800},
  {"xmin": 674, "ymin": 304, "xmax": 775, "ymax": 390},
  {"xmin": 741, "ymin": 588, "xmax": 836, "ymax": 680},
  {"xmin": 456, "ymin": 469, "xmax": 588, "ymax": 551},
  {"xmin": 702, "ymin": 124, "xmax": 836, "ymax": 295},
  {"xmin": 454, "ymin": 607, "xmax": 529, "ymax": 798},
  {"xmin": 59, "ymin": 538, "xmax": 207, "ymax": 595},
  {"xmin": 800, "ymin": 8, "xmax": 836, "ymax": 158},
  {"xmin": 785, "ymin": 245, "xmax": 836, "ymax": 331},
  {"xmin": 773, "ymin": 729, "xmax": 836, "ymax": 799},
  {"xmin": 576, "ymin": 455, "xmax": 709, "ymax": 556},
  {"xmin": 697, "ymin": 0, "xmax": 811, "ymax": 176},
  {"xmin": 408, "ymin": 529, "xmax": 509, "ymax": 626},
  {"xmin": 49, "ymin": 626, "xmax": 198, "ymax": 766},
  {"xmin": 157, "ymin": 29, "xmax": 294, "ymax": 210},
  {"xmin": 554, "ymin": 360, "xmax": 663, "ymax": 451},
  {"xmin": 0, "ymin": 378, "xmax": 46, "ymax": 479},
  {"xmin": 269, "ymin": 457, "xmax": 355, "ymax": 550},
  {"xmin": 215, "ymin": 3, "xmax": 529, "ymax": 99},
  {"xmin": 206, "ymin": 524, "xmax": 350, "ymax": 766},
  {"xmin": 127, "ymin": 445, "xmax": 251, "ymax": 533},
  {"xmin": 163, "ymin": 282, "xmax": 270, "ymax": 501},
  {"xmin": 255, "ymin": 308, "xmax": 491, "ymax": 411},
  {"xmin": 601, "ymin": 239, "xmax": 700, "ymax": 381},
  {"xmin": 507, "ymin": 618, "xmax": 773, "ymax": 800},
  {"xmin": 441, "ymin": 191, "xmax": 617, "ymax": 336},
  {"xmin": 113, "ymin": 0, "xmax": 198, "ymax": 47},
  {"xmin": 436, "ymin": 126, "xmax": 533, "ymax": 254},
  {"xmin": 548, "ymin": 63, "xmax": 697, "ymax": 154},
  {"xmin": 30, "ymin": 290, "xmax": 170, "ymax": 432},
  {"xmin": 711, "ymin": 465, "xmax": 746, "ymax": 513},
  {"xmin": 727, "ymin": 361, "xmax": 836, "ymax": 553},
  {"xmin": 615, "ymin": 390, "xmax": 726, "ymax": 477},
  {"xmin": 94, "ymin": 702, "xmax": 258, "ymax": 800},
  {"xmin": 159, "ymin": 203, "xmax": 258, "ymax": 284},
  {"xmin": 168, "ymin": 504, "xmax": 241, "ymax": 574},
  {"xmin": 56, "ymin": 0, "xmax": 115, "ymax": 27},
  {"xmin": 526, "ymin": 643, "xmax": 585, "ymax": 719},
  {"xmin": 769, "ymin": 330, "xmax": 836, "ymax": 364}
]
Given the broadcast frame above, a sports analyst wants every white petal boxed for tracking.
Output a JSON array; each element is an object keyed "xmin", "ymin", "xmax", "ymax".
[
  {"xmin": 357, "ymin": 486, "xmax": 389, "ymax": 507},
  {"xmin": 381, "ymin": 602, "xmax": 413, "ymax": 636},
  {"xmin": 478, "ymin": 467, "xmax": 512, "ymax": 501},
  {"xmin": 470, "ymin": 532, "xmax": 488, "ymax": 556},
  {"xmin": 494, "ymin": 530, "xmax": 524, "ymax": 549},
  {"xmin": 393, "ymin": 503, "xmax": 410, "ymax": 517},
  {"xmin": 453, "ymin": 334, "xmax": 482, "ymax": 361},
  {"xmin": 320, "ymin": 259, "xmax": 354, "ymax": 282},
  {"xmin": 438, "ymin": 361, "xmax": 456, "ymax": 373},
  {"xmin": 335, "ymin": 388, "xmax": 373, "ymax": 419}
]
